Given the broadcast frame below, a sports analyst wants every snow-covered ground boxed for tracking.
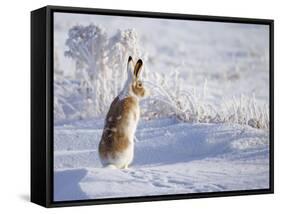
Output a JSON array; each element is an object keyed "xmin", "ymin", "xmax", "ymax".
[
  {"xmin": 54, "ymin": 118, "xmax": 269, "ymax": 201},
  {"xmin": 53, "ymin": 13, "xmax": 270, "ymax": 201}
]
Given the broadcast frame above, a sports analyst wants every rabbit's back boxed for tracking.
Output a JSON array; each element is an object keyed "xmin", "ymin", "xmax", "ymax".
[{"xmin": 98, "ymin": 96, "xmax": 140, "ymax": 168}]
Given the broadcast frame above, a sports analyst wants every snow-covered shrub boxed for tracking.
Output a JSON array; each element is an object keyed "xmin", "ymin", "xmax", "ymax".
[{"xmin": 54, "ymin": 24, "xmax": 145, "ymax": 121}]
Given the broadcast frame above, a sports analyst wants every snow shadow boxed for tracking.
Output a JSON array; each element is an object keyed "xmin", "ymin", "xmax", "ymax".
[
  {"xmin": 54, "ymin": 168, "xmax": 88, "ymax": 201},
  {"xmin": 133, "ymin": 122, "xmax": 268, "ymax": 166}
]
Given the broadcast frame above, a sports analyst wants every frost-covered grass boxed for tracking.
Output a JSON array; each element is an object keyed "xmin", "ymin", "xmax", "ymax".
[{"xmin": 143, "ymin": 78, "xmax": 269, "ymax": 129}]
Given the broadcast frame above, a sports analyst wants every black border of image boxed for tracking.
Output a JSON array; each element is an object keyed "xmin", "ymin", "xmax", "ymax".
[{"xmin": 31, "ymin": 5, "xmax": 274, "ymax": 208}]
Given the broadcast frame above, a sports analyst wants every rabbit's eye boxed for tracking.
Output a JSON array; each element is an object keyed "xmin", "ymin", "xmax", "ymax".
[{"xmin": 137, "ymin": 82, "xmax": 142, "ymax": 87}]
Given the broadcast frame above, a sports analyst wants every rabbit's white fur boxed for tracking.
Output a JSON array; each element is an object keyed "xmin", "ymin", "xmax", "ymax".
[
  {"xmin": 98, "ymin": 57, "xmax": 147, "ymax": 169},
  {"xmin": 118, "ymin": 57, "xmax": 139, "ymax": 100}
]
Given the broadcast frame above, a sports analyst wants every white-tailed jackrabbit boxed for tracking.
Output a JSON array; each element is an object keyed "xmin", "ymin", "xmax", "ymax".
[{"xmin": 98, "ymin": 56, "xmax": 148, "ymax": 169}]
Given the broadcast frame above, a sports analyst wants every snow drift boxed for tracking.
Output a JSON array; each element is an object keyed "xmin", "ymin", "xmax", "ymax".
[{"xmin": 54, "ymin": 118, "xmax": 269, "ymax": 201}]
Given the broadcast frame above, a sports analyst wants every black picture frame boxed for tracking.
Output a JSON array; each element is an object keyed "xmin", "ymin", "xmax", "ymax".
[{"xmin": 31, "ymin": 5, "xmax": 274, "ymax": 208}]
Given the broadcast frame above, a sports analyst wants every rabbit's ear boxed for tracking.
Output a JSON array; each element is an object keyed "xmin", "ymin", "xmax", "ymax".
[
  {"xmin": 127, "ymin": 56, "xmax": 134, "ymax": 79},
  {"xmin": 134, "ymin": 59, "xmax": 143, "ymax": 79}
]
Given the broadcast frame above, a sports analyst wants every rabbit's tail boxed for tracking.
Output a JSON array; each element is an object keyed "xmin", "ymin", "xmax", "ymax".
[{"xmin": 104, "ymin": 164, "xmax": 117, "ymax": 169}]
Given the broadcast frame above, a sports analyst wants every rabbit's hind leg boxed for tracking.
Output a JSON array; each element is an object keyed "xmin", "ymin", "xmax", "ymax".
[{"xmin": 122, "ymin": 164, "xmax": 129, "ymax": 169}]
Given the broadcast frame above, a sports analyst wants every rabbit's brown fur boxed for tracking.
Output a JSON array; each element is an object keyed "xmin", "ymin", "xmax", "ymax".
[{"xmin": 99, "ymin": 96, "xmax": 138, "ymax": 160}]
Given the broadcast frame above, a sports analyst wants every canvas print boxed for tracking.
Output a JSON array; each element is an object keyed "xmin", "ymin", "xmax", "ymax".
[{"xmin": 53, "ymin": 12, "xmax": 270, "ymax": 201}]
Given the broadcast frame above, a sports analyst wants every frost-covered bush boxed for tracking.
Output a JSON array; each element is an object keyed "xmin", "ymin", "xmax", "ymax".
[{"xmin": 56, "ymin": 24, "xmax": 145, "ymax": 120}]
